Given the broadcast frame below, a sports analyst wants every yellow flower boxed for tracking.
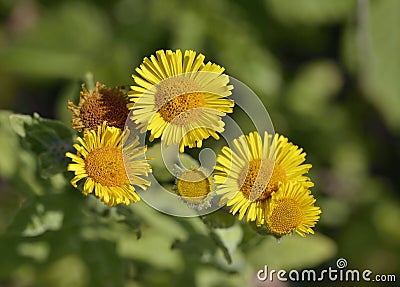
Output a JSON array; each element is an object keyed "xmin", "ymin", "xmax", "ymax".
[
  {"xmin": 65, "ymin": 122, "xmax": 151, "ymax": 206},
  {"xmin": 68, "ymin": 82, "xmax": 130, "ymax": 132},
  {"xmin": 266, "ymin": 181, "xmax": 321, "ymax": 237},
  {"xmin": 175, "ymin": 167, "xmax": 214, "ymax": 210},
  {"xmin": 128, "ymin": 49, "xmax": 234, "ymax": 152},
  {"xmin": 214, "ymin": 131, "xmax": 313, "ymax": 225}
]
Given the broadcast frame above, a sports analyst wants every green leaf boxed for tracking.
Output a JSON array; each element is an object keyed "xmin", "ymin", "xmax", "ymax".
[
  {"xmin": 6, "ymin": 190, "xmax": 83, "ymax": 237},
  {"xmin": 209, "ymin": 230, "xmax": 232, "ymax": 264},
  {"xmin": 373, "ymin": 200, "xmax": 400, "ymax": 242},
  {"xmin": 201, "ymin": 209, "xmax": 235, "ymax": 229},
  {"xmin": 22, "ymin": 208, "xmax": 64, "ymax": 237},
  {"xmin": 285, "ymin": 60, "xmax": 344, "ymax": 116},
  {"xmin": 248, "ymin": 221, "xmax": 273, "ymax": 237},
  {"xmin": 265, "ymin": 0, "xmax": 356, "ymax": 25},
  {"xmin": 198, "ymin": 215, "xmax": 243, "ymax": 265},
  {"xmin": 9, "ymin": 113, "xmax": 74, "ymax": 178},
  {"xmin": 0, "ymin": 235, "xmax": 25, "ymax": 278},
  {"xmin": 357, "ymin": 0, "xmax": 400, "ymax": 131},
  {"xmin": 171, "ymin": 234, "xmax": 216, "ymax": 261},
  {"xmin": 80, "ymin": 240, "xmax": 125, "ymax": 287},
  {"xmin": 116, "ymin": 205, "xmax": 142, "ymax": 239},
  {"xmin": 8, "ymin": 113, "xmax": 33, "ymax": 137},
  {"xmin": 0, "ymin": 110, "xmax": 20, "ymax": 178},
  {"xmin": 247, "ymin": 233, "xmax": 337, "ymax": 270},
  {"xmin": 212, "ymin": 224, "xmax": 243, "ymax": 266},
  {"xmin": 42, "ymin": 254, "xmax": 89, "ymax": 287},
  {"xmin": 17, "ymin": 241, "xmax": 50, "ymax": 263},
  {"xmin": 6, "ymin": 195, "xmax": 68, "ymax": 237}
]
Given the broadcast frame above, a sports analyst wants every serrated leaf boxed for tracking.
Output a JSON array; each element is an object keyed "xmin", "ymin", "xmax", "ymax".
[
  {"xmin": 9, "ymin": 114, "xmax": 33, "ymax": 137},
  {"xmin": 9, "ymin": 113, "xmax": 74, "ymax": 178}
]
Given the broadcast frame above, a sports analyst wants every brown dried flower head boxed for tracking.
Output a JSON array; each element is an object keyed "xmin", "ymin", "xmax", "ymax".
[{"xmin": 68, "ymin": 82, "xmax": 130, "ymax": 132}]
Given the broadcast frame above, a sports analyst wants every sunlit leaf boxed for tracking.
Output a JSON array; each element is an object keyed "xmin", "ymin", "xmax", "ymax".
[
  {"xmin": 356, "ymin": 0, "xmax": 400, "ymax": 131},
  {"xmin": 0, "ymin": 110, "xmax": 20, "ymax": 178},
  {"xmin": 42, "ymin": 254, "xmax": 89, "ymax": 287},
  {"xmin": 247, "ymin": 233, "xmax": 337, "ymax": 270}
]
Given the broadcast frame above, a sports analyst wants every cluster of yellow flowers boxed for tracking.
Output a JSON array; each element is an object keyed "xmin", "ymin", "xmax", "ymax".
[
  {"xmin": 66, "ymin": 49, "xmax": 321, "ymax": 238},
  {"xmin": 66, "ymin": 83, "xmax": 151, "ymax": 206}
]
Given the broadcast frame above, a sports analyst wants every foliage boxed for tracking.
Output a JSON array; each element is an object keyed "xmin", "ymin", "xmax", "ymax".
[{"xmin": 0, "ymin": 0, "xmax": 399, "ymax": 286}]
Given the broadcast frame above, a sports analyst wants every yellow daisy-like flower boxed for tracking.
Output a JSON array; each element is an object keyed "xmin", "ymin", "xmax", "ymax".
[
  {"xmin": 65, "ymin": 122, "xmax": 151, "ymax": 206},
  {"xmin": 68, "ymin": 82, "xmax": 130, "ymax": 132},
  {"xmin": 175, "ymin": 167, "xmax": 214, "ymax": 209},
  {"xmin": 214, "ymin": 131, "xmax": 313, "ymax": 225},
  {"xmin": 128, "ymin": 49, "xmax": 234, "ymax": 152},
  {"xmin": 266, "ymin": 181, "xmax": 321, "ymax": 237}
]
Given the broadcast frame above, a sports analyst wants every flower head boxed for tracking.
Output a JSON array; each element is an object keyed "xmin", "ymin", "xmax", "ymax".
[
  {"xmin": 214, "ymin": 131, "xmax": 313, "ymax": 225},
  {"xmin": 128, "ymin": 49, "xmax": 234, "ymax": 152},
  {"xmin": 175, "ymin": 167, "xmax": 214, "ymax": 210},
  {"xmin": 68, "ymin": 82, "xmax": 130, "ymax": 132},
  {"xmin": 266, "ymin": 181, "xmax": 321, "ymax": 237},
  {"xmin": 65, "ymin": 122, "xmax": 151, "ymax": 206}
]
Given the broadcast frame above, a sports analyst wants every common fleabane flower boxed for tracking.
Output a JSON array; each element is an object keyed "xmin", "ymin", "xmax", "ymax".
[
  {"xmin": 174, "ymin": 167, "xmax": 214, "ymax": 210},
  {"xmin": 68, "ymin": 82, "xmax": 130, "ymax": 132},
  {"xmin": 214, "ymin": 131, "xmax": 313, "ymax": 225},
  {"xmin": 66, "ymin": 122, "xmax": 151, "ymax": 206},
  {"xmin": 128, "ymin": 49, "xmax": 234, "ymax": 152},
  {"xmin": 266, "ymin": 181, "xmax": 321, "ymax": 238}
]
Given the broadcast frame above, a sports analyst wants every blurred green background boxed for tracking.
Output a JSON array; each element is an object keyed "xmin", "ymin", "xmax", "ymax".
[{"xmin": 0, "ymin": 0, "xmax": 399, "ymax": 286}]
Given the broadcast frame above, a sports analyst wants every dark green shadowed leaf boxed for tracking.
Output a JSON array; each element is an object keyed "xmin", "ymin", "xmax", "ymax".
[
  {"xmin": 201, "ymin": 208, "xmax": 235, "ymax": 229},
  {"xmin": 9, "ymin": 113, "xmax": 74, "ymax": 178},
  {"xmin": 248, "ymin": 221, "xmax": 273, "ymax": 237},
  {"xmin": 81, "ymin": 240, "xmax": 125, "ymax": 287},
  {"xmin": 116, "ymin": 205, "xmax": 142, "ymax": 239},
  {"xmin": 6, "ymin": 190, "xmax": 83, "ymax": 237}
]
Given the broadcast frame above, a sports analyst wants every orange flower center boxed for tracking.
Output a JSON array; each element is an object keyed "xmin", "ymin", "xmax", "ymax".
[
  {"xmin": 267, "ymin": 198, "xmax": 303, "ymax": 236},
  {"xmin": 85, "ymin": 146, "xmax": 128, "ymax": 186},
  {"xmin": 80, "ymin": 86, "xmax": 129, "ymax": 130},
  {"xmin": 176, "ymin": 169, "xmax": 212, "ymax": 204},
  {"xmin": 155, "ymin": 76, "xmax": 205, "ymax": 125},
  {"xmin": 238, "ymin": 159, "xmax": 287, "ymax": 201}
]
